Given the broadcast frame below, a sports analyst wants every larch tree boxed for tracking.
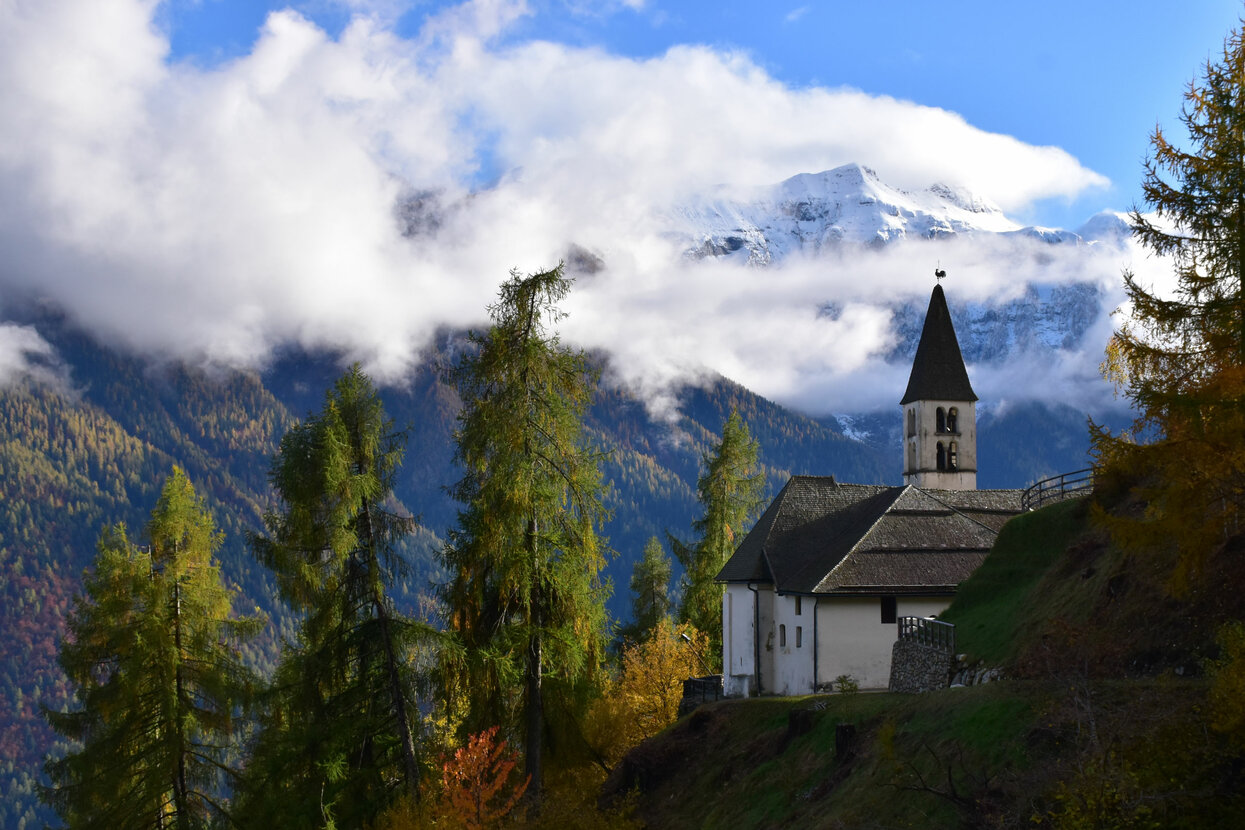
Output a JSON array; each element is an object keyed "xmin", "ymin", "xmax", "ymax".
[
  {"xmin": 677, "ymin": 410, "xmax": 764, "ymax": 664},
  {"xmin": 1095, "ymin": 21, "xmax": 1245, "ymax": 590},
  {"xmin": 441, "ymin": 265, "xmax": 610, "ymax": 802},
  {"xmin": 240, "ymin": 365, "xmax": 432, "ymax": 828},
  {"xmin": 627, "ymin": 536, "xmax": 672, "ymax": 641},
  {"xmin": 44, "ymin": 468, "xmax": 260, "ymax": 830}
]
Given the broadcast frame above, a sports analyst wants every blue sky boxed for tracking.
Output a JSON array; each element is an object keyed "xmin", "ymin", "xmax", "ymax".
[{"xmin": 1, "ymin": 0, "xmax": 1242, "ymax": 413}]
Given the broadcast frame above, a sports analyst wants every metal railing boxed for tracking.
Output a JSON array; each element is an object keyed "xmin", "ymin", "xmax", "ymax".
[
  {"xmin": 1021, "ymin": 467, "xmax": 1095, "ymax": 512},
  {"xmin": 680, "ymin": 675, "xmax": 723, "ymax": 711},
  {"xmin": 897, "ymin": 616, "xmax": 956, "ymax": 653}
]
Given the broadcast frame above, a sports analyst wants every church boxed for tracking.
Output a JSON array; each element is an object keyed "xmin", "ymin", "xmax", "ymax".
[{"xmin": 715, "ymin": 283, "xmax": 1023, "ymax": 694}]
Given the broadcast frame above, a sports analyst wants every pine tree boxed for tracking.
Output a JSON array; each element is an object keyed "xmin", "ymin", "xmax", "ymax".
[
  {"xmin": 677, "ymin": 410, "xmax": 764, "ymax": 664},
  {"xmin": 43, "ymin": 468, "xmax": 260, "ymax": 829},
  {"xmin": 1095, "ymin": 22, "xmax": 1245, "ymax": 590},
  {"xmin": 240, "ymin": 365, "xmax": 433, "ymax": 827},
  {"xmin": 441, "ymin": 265, "xmax": 610, "ymax": 801},
  {"xmin": 628, "ymin": 536, "xmax": 672, "ymax": 641}
]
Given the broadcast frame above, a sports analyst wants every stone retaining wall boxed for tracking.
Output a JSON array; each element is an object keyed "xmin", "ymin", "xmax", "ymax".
[{"xmin": 888, "ymin": 638, "xmax": 954, "ymax": 693}]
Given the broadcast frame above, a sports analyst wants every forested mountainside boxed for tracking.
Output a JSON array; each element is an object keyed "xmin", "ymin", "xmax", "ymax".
[{"xmin": 0, "ymin": 311, "xmax": 1106, "ymax": 828}]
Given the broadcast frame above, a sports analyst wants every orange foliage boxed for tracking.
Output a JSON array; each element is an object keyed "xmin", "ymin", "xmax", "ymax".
[{"xmin": 438, "ymin": 727, "xmax": 528, "ymax": 830}]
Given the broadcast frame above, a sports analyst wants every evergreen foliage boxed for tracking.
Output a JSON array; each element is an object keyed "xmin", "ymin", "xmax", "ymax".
[
  {"xmin": 239, "ymin": 366, "xmax": 433, "ymax": 827},
  {"xmin": 440, "ymin": 265, "xmax": 611, "ymax": 800},
  {"xmin": 43, "ymin": 468, "xmax": 260, "ymax": 829},
  {"xmin": 676, "ymin": 410, "xmax": 764, "ymax": 663},
  {"xmin": 627, "ymin": 537, "xmax": 672, "ymax": 641},
  {"xmin": 1095, "ymin": 21, "xmax": 1245, "ymax": 590}
]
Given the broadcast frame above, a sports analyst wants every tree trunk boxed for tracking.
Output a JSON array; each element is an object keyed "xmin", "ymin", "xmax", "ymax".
[
  {"xmin": 359, "ymin": 495, "xmax": 422, "ymax": 799},
  {"xmin": 172, "ymin": 578, "xmax": 190, "ymax": 829},
  {"xmin": 375, "ymin": 592, "xmax": 421, "ymax": 799},
  {"xmin": 525, "ymin": 516, "xmax": 543, "ymax": 803}
]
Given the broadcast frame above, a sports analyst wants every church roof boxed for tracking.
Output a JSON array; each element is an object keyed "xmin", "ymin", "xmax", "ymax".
[
  {"xmin": 900, "ymin": 284, "xmax": 978, "ymax": 405},
  {"xmin": 716, "ymin": 476, "xmax": 1021, "ymax": 595}
]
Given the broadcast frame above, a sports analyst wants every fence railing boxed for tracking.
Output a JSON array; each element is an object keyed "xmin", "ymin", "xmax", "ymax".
[
  {"xmin": 1021, "ymin": 467, "xmax": 1095, "ymax": 512},
  {"xmin": 897, "ymin": 616, "xmax": 955, "ymax": 653},
  {"xmin": 680, "ymin": 675, "xmax": 723, "ymax": 712}
]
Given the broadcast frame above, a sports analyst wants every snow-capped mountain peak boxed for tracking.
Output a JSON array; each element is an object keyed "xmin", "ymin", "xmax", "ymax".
[{"xmin": 669, "ymin": 163, "xmax": 1023, "ymax": 264}]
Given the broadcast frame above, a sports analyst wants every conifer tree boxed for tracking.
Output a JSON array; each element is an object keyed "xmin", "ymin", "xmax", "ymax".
[
  {"xmin": 441, "ymin": 265, "xmax": 610, "ymax": 801},
  {"xmin": 1095, "ymin": 22, "xmax": 1245, "ymax": 588},
  {"xmin": 240, "ymin": 366, "xmax": 432, "ymax": 827},
  {"xmin": 44, "ymin": 468, "xmax": 259, "ymax": 830},
  {"xmin": 677, "ymin": 410, "xmax": 764, "ymax": 664},
  {"xmin": 628, "ymin": 536, "xmax": 672, "ymax": 641}
]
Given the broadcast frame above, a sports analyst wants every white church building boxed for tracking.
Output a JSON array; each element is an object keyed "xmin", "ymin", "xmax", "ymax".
[{"xmin": 715, "ymin": 284, "xmax": 1023, "ymax": 694}]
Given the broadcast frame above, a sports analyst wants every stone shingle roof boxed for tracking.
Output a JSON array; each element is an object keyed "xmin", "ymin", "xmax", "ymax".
[
  {"xmin": 900, "ymin": 284, "xmax": 978, "ymax": 405},
  {"xmin": 716, "ymin": 476, "xmax": 1022, "ymax": 595}
]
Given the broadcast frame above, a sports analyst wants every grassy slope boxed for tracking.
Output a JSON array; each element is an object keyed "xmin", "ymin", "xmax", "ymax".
[
  {"xmin": 618, "ymin": 496, "xmax": 1245, "ymax": 829},
  {"xmin": 939, "ymin": 498, "xmax": 1090, "ymax": 664}
]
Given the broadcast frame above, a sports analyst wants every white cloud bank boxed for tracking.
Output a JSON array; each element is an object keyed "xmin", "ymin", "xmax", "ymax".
[{"xmin": 0, "ymin": 0, "xmax": 1125, "ymax": 415}]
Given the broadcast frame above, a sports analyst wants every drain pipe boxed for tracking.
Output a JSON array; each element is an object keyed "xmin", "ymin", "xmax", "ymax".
[{"xmin": 748, "ymin": 582, "xmax": 761, "ymax": 696}]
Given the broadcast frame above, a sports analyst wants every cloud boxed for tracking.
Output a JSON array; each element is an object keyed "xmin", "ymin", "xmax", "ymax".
[
  {"xmin": 0, "ymin": 323, "xmax": 73, "ymax": 390},
  {"xmin": 0, "ymin": 0, "xmax": 1122, "ymax": 415}
]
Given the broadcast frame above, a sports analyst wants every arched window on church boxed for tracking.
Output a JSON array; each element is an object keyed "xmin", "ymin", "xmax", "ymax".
[
  {"xmin": 936, "ymin": 441, "xmax": 946, "ymax": 471},
  {"xmin": 907, "ymin": 408, "xmax": 916, "ymax": 437},
  {"xmin": 948, "ymin": 441, "xmax": 958, "ymax": 471},
  {"xmin": 947, "ymin": 407, "xmax": 958, "ymax": 434},
  {"xmin": 936, "ymin": 407, "xmax": 946, "ymax": 433}
]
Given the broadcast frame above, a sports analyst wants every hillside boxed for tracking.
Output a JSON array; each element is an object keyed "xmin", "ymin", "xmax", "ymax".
[
  {"xmin": 610, "ymin": 492, "xmax": 1245, "ymax": 828},
  {"xmin": 0, "ymin": 316, "xmax": 892, "ymax": 828},
  {"xmin": 0, "ymin": 311, "xmax": 1114, "ymax": 829}
]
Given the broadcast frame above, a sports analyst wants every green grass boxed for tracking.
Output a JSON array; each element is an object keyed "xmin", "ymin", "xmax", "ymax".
[
  {"xmin": 632, "ymin": 685, "xmax": 1043, "ymax": 829},
  {"xmin": 940, "ymin": 498, "xmax": 1090, "ymax": 663}
]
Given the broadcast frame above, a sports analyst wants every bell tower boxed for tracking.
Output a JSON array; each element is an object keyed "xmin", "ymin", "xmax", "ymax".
[{"xmin": 901, "ymin": 283, "xmax": 977, "ymax": 490}]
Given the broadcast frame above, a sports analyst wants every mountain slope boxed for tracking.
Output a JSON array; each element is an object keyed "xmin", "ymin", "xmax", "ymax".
[{"xmin": 0, "ymin": 317, "xmax": 908, "ymax": 828}]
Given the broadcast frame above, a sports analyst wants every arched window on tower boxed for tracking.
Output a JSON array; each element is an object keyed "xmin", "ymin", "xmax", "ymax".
[
  {"xmin": 907, "ymin": 408, "xmax": 916, "ymax": 437},
  {"xmin": 936, "ymin": 407, "xmax": 946, "ymax": 433},
  {"xmin": 907, "ymin": 441, "xmax": 915, "ymax": 472},
  {"xmin": 936, "ymin": 441, "xmax": 946, "ymax": 471},
  {"xmin": 947, "ymin": 407, "xmax": 958, "ymax": 434},
  {"xmin": 948, "ymin": 441, "xmax": 958, "ymax": 471}
]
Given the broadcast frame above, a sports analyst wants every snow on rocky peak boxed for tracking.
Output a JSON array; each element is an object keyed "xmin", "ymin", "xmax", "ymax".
[
  {"xmin": 1076, "ymin": 210, "xmax": 1133, "ymax": 243},
  {"xmin": 669, "ymin": 163, "xmax": 1022, "ymax": 264}
]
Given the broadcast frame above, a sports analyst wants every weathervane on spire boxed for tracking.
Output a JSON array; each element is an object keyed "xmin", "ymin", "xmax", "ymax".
[{"xmin": 934, "ymin": 263, "xmax": 946, "ymax": 281}]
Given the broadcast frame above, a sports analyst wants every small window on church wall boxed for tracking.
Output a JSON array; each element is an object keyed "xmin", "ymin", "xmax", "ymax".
[
  {"xmin": 936, "ymin": 407, "xmax": 946, "ymax": 433},
  {"xmin": 794, "ymin": 596, "xmax": 802, "ymax": 616},
  {"xmin": 948, "ymin": 442, "xmax": 958, "ymax": 471},
  {"xmin": 796, "ymin": 626, "xmax": 803, "ymax": 648},
  {"xmin": 881, "ymin": 597, "xmax": 897, "ymax": 624},
  {"xmin": 936, "ymin": 441, "xmax": 946, "ymax": 471},
  {"xmin": 906, "ymin": 408, "xmax": 916, "ymax": 437},
  {"xmin": 779, "ymin": 624, "xmax": 787, "ymax": 648},
  {"xmin": 947, "ymin": 407, "xmax": 959, "ymax": 433}
]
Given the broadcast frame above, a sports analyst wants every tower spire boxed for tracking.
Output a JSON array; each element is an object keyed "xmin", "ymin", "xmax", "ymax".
[{"xmin": 901, "ymin": 283, "xmax": 977, "ymax": 490}]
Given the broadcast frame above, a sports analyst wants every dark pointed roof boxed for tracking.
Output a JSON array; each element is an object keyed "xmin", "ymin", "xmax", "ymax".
[
  {"xmin": 900, "ymin": 284, "xmax": 977, "ymax": 405},
  {"xmin": 716, "ymin": 476, "xmax": 1021, "ymax": 595}
]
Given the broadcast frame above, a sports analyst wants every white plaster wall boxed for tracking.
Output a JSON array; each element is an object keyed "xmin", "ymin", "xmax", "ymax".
[
  {"xmin": 722, "ymin": 585, "xmax": 756, "ymax": 697},
  {"xmin": 769, "ymin": 593, "xmax": 814, "ymax": 695},
  {"xmin": 816, "ymin": 596, "xmax": 951, "ymax": 690},
  {"xmin": 903, "ymin": 400, "xmax": 977, "ymax": 490}
]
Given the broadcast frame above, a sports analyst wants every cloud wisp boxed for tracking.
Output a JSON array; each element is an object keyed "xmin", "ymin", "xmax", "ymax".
[{"xmin": 0, "ymin": 0, "xmax": 1122, "ymax": 415}]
